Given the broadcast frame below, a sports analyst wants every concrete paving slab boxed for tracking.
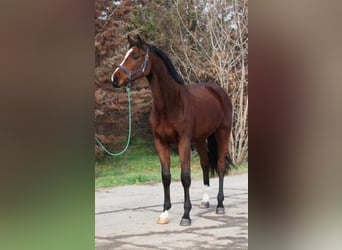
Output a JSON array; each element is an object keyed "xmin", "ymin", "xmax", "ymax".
[{"xmin": 96, "ymin": 173, "xmax": 248, "ymax": 250}]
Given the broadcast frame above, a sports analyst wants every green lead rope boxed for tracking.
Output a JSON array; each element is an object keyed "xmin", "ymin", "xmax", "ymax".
[{"xmin": 95, "ymin": 86, "xmax": 132, "ymax": 156}]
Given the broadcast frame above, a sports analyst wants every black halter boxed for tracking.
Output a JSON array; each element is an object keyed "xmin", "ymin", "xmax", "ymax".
[{"xmin": 117, "ymin": 45, "xmax": 150, "ymax": 89}]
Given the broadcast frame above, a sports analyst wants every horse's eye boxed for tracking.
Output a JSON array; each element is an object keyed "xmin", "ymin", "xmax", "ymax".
[{"xmin": 133, "ymin": 54, "xmax": 140, "ymax": 60}]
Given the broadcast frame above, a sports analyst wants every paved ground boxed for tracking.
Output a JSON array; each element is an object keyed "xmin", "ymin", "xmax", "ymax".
[{"xmin": 96, "ymin": 173, "xmax": 248, "ymax": 250}]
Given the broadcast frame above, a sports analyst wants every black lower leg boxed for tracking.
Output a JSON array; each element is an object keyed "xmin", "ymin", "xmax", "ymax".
[
  {"xmin": 162, "ymin": 172, "xmax": 171, "ymax": 211},
  {"xmin": 217, "ymin": 175, "xmax": 224, "ymax": 208},
  {"xmin": 202, "ymin": 163, "xmax": 210, "ymax": 186},
  {"xmin": 181, "ymin": 171, "xmax": 192, "ymax": 220},
  {"xmin": 216, "ymin": 173, "xmax": 225, "ymax": 214}
]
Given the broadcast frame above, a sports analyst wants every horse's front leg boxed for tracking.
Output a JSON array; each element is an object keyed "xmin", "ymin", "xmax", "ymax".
[
  {"xmin": 178, "ymin": 137, "xmax": 192, "ymax": 226},
  {"xmin": 154, "ymin": 137, "xmax": 171, "ymax": 224}
]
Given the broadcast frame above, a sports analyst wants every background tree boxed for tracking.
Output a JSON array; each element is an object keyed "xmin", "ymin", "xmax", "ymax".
[{"xmin": 95, "ymin": 0, "xmax": 248, "ymax": 164}]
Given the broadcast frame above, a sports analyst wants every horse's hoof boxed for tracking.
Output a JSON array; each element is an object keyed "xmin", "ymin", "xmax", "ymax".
[
  {"xmin": 200, "ymin": 201, "xmax": 210, "ymax": 208},
  {"xmin": 157, "ymin": 217, "xmax": 169, "ymax": 224},
  {"xmin": 216, "ymin": 207, "xmax": 225, "ymax": 214},
  {"xmin": 180, "ymin": 218, "xmax": 191, "ymax": 226}
]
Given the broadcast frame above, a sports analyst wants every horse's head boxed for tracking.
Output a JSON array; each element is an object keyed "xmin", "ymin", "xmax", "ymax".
[{"xmin": 111, "ymin": 34, "xmax": 151, "ymax": 88}]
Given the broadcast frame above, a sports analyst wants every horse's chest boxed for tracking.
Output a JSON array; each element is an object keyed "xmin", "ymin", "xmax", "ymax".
[{"xmin": 153, "ymin": 121, "xmax": 178, "ymax": 143}]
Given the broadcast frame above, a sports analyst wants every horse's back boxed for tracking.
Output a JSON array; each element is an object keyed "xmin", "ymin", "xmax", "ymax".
[{"xmin": 189, "ymin": 82, "xmax": 232, "ymax": 115}]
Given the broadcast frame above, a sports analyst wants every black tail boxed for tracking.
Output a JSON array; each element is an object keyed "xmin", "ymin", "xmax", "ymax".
[{"xmin": 207, "ymin": 134, "xmax": 235, "ymax": 176}]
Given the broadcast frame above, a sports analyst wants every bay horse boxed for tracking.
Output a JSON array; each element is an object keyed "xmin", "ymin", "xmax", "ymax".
[{"xmin": 111, "ymin": 35, "xmax": 233, "ymax": 226}]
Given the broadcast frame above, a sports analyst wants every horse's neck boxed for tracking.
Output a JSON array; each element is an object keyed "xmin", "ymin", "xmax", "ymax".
[{"xmin": 147, "ymin": 57, "xmax": 186, "ymax": 116}]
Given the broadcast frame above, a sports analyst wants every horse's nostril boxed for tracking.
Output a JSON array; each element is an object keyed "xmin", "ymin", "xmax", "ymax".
[{"xmin": 112, "ymin": 76, "xmax": 118, "ymax": 87}]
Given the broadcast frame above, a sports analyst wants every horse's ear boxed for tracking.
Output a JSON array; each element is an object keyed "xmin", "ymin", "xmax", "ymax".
[
  {"xmin": 127, "ymin": 35, "xmax": 135, "ymax": 47},
  {"xmin": 135, "ymin": 34, "xmax": 145, "ymax": 48}
]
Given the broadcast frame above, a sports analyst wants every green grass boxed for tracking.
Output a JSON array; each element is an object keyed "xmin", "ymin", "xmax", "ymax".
[
  {"xmin": 230, "ymin": 161, "xmax": 248, "ymax": 175},
  {"xmin": 95, "ymin": 138, "xmax": 248, "ymax": 189}
]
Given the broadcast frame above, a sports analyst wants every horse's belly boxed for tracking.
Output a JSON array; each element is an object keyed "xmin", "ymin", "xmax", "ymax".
[{"xmin": 193, "ymin": 110, "xmax": 224, "ymax": 139}]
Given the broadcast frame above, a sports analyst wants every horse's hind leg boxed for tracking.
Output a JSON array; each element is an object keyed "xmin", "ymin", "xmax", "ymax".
[
  {"xmin": 215, "ymin": 129, "xmax": 230, "ymax": 214},
  {"xmin": 196, "ymin": 140, "xmax": 210, "ymax": 208}
]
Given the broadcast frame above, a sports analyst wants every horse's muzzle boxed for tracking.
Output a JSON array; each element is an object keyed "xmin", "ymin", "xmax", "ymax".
[{"xmin": 112, "ymin": 76, "xmax": 119, "ymax": 88}]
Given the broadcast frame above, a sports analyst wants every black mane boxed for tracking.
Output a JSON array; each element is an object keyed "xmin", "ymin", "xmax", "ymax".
[{"xmin": 149, "ymin": 45, "xmax": 185, "ymax": 85}]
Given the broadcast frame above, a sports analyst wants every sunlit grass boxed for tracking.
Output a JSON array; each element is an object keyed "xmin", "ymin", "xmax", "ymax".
[{"xmin": 95, "ymin": 138, "xmax": 247, "ymax": 189}]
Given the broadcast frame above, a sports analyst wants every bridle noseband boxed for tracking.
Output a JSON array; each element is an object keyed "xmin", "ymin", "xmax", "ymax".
[{"xmin": 117, "ymin": 45, "xmax": 150, "ymax": 88}]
